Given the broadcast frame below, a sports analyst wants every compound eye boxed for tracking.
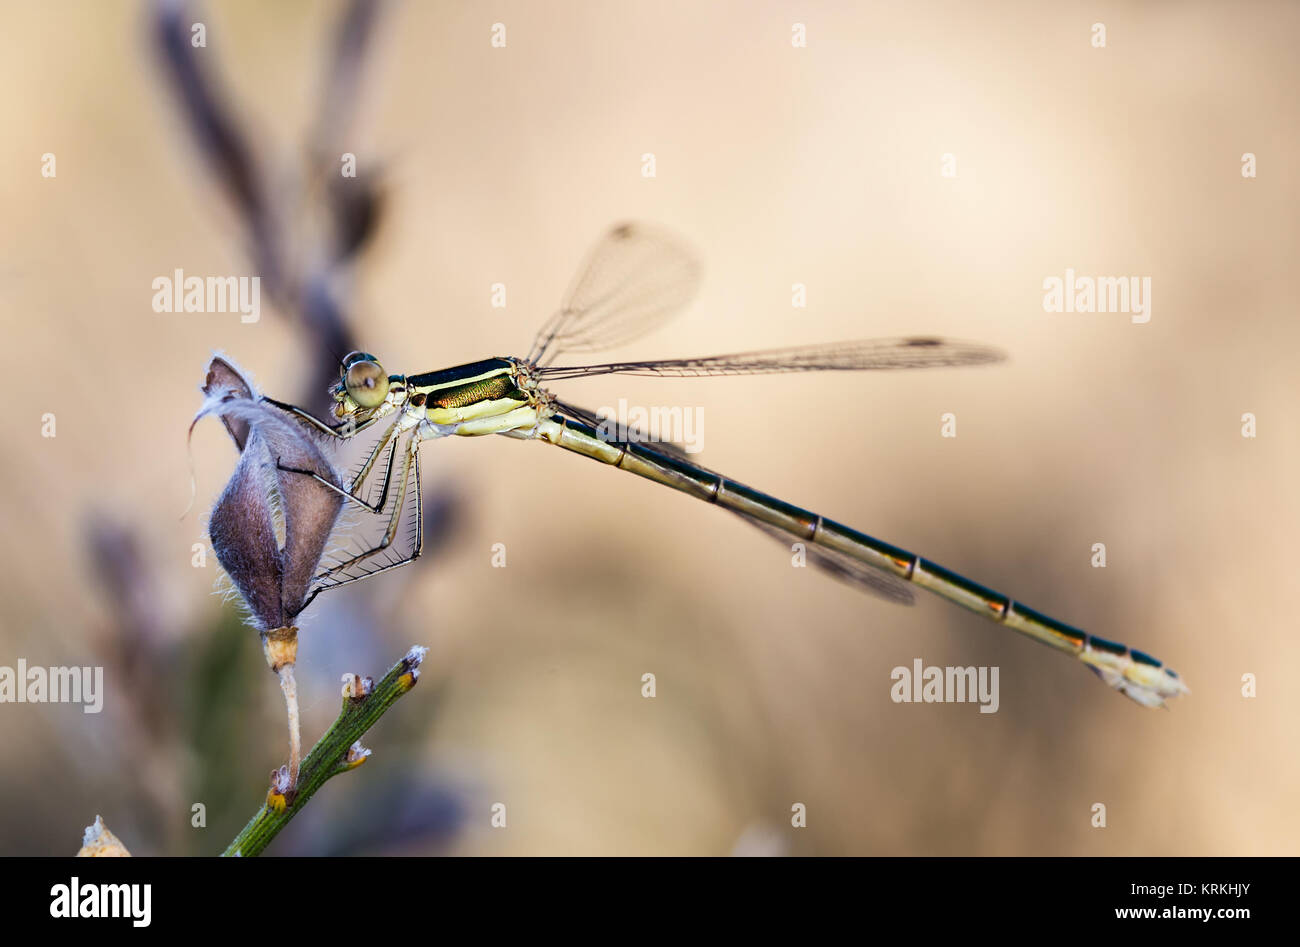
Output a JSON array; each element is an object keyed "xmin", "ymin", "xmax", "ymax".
[
  {"xmin": 344, "ymin": 358, "xmax": 389, "ymax": 408},
  {"xmin": 341, "ymin": 351, "xmax": 376, "ymax": 374}
]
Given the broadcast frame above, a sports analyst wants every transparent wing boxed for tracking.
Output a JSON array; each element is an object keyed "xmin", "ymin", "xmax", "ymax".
[
  {"xmin": 736, "ymin": 516, "xmax": 915, "ymax": 605},
  {"xmin": 545, "ymin": 398, "xmax": 616, "ymax": 432},
  {"xmin": 527, "ymin": 222, "xmax": 703, "ymax": 366},
  {"xmin": 534, "ymin": 336, "xmax": 1005, "ymax": 380},
  {"xmin": 546, "ymin": 400, "xmax": 913, "ymax": 606}
]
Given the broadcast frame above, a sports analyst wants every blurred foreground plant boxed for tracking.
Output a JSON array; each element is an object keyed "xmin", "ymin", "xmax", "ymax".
[{"xmin": 76, "ymin": 816, "xmax": 132, "ymax": 857}]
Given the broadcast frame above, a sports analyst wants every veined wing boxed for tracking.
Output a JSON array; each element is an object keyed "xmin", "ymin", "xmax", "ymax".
[
  {"xmin": 527, "ymin": 223, "xmax": 702, "ymax": 366},
  {"xmin": 547, "ymin": 399, "xmax": 914, "ymax": 606},
  {"xmin": 534, "ymin": 336, "xmax": 1005, "ymax": 380},
  {"xmin": 737, "ymin": 515, "xmax": 915, "ymax": 605}
]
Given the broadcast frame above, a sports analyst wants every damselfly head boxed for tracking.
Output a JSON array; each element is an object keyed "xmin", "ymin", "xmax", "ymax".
[{"xmin": 333, "ymin": 351, "xmax": 393, "ymax": 419}]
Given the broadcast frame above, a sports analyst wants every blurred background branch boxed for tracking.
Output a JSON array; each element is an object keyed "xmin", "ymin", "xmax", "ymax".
[
  {"xmin": 46, "ymin": 0, "xmax": 465, "ymax": 857},
  {"xmin": 152, "ymin": 0, "xmax": 384, "ymax": 411}
]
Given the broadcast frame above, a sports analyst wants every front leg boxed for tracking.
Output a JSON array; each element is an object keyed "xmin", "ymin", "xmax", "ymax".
[
  {"xmin": 277, "ymin": 435, "xmax": 400, "ymax": 514},
  {"xmin": 268, "ymin": 396, "xmax": 403, "ymax": 515},
  {"xmin": 261, "ymin": 396, "xmax": 381, "ymax": 441}
]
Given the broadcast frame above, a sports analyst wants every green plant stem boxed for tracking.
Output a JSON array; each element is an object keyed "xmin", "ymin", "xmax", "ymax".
[{"xmin": 222, "ymin": 647, "xmax": 424, "ymax": 856}]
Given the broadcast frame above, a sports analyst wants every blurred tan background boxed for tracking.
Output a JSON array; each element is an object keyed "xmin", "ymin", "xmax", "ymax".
[{"xmin": 1, "ymin": 0, "xmax": 1297, "ymax": 855}]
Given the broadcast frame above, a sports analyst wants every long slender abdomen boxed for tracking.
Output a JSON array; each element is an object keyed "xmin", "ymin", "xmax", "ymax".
[{"xmin": 532, "ymin": 415, "xmax": 1187, "ymax": 706}]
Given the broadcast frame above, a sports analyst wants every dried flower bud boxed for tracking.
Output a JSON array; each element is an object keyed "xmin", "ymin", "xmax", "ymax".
[
  {"xmin": 77, "ymin": 816, "xmax": 131, "ymax": 857},
  {"xmin": 195, "ymin": 356, "xmax": 346, "ymax": 788},
  {"xmin": 397, "ymin": 645, "xmax": 427, "ymax": 692},
  {"xmin": 194, "ymin": 356, "xmax": 345, "ymax": 629},
  {"xmin": 342, "ymin": 741, "xmax": 372, "ymax": 771},
  {"xmin": 267, "ymin": 764, "xmax": 294, "ymax": 813}
]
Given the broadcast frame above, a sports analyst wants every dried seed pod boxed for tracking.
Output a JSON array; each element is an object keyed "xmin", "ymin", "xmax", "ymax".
[{"xmin": 194, "ymin": 356, "xmax": 346, "ymax": 787}]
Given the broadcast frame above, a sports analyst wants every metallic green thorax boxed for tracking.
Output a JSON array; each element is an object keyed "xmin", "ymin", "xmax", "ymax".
[
  {"xmin": 407, "ymin": 358, "xmax": 520, "ymax": 403},
  {"xmin": 405, "ymin": 358, "xmax": 531, "ymax": 427},
  {"xmin": 424, "ymin": 373, "xmax": 525, "ymax": 411}
]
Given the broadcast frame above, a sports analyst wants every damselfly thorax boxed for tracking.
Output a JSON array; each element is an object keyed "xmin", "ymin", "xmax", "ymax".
[
  {"xmin": 323, "ymin": 353, "xmax": 561, "ymax": 436},
  {"xmin": 263, "ymin": 222, "xmax": 1188, "ymax": 709}
]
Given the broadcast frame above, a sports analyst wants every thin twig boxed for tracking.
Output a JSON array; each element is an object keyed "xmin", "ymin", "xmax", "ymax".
[
  {"xmin": 223, "ymin": 646, "xmax": 426, "ymax": 857},
  {"xmin": 276, "ymin": 665, "xmax": 302, "ymax": 785}
]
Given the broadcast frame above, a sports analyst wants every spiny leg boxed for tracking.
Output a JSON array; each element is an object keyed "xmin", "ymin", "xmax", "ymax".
[
  {"xmin": 277, "ymin": 419, "xmax": 402, "ymax": 515},
  {"xmin": 331, "ymin": 441, "xmax": 425, "ymax": 574},
  {"xmin": 261, "ymin": 396, "xmax": 381, "ymax": 441},
  {"xmin": 408, "ymin": 446, "xmax": 424, "ymax": 561},
  {"xmin": 314, "ymin": 438, "xmax": 419, "ymax": 582},
  {"xmin": 341, "ymin": 416, "xmax": 406, "ymax": 500},
  {"xmin": 290, "ymin": 445, "xmax": 424, "ymax": 617}
]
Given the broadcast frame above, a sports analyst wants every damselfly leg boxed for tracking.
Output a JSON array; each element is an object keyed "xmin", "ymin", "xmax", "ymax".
[
  {"xmin": 288, "ymin": 429, "xmax": 424, "ymax": 616},
  {"xmin": 276, "ymin": 423, "xmax": 401, "ymax": 515}
]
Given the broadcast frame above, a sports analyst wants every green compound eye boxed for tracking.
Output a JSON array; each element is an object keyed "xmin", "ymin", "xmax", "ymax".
[
  {"xmin": 341, "ymin": 351, "xmax": 379, "ymax": 372},
  {"xmin": 344, "ymin": 358, "xmax": 389, "ymax": 408}
]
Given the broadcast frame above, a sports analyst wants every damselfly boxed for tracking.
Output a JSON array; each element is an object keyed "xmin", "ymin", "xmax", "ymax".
[{"xmin": 267, "ymin": 223, "xmax": 1187, "ymax": 707}]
